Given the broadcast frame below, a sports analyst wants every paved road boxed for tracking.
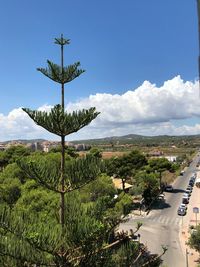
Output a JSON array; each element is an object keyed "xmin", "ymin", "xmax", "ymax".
[{"xmin": 119, "ymin": 154, "xmax": 200, "ymax": 267}]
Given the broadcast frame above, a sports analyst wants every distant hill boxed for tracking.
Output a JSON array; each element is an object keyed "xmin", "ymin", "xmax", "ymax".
[
  {"xmin": 1, "ymin": 134, "xmax": 200, "ymax": 148},
  {"xmin": 72, "ymin": 134, "xmax": 200, "ymax": 147}
]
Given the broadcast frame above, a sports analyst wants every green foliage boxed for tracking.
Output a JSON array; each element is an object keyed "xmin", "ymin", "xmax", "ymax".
[
  {"xmin": 0, "ymin": 163, "xmax": 25, "ymax": 207},
  {"xmin": 17, "ymin": 152, "xmax": 61, "ymax": 192},
  {"xmin": 50, "ymin": 145, "xmax": 79, "ymax": 157},
  {"xmin": 170, "ymin": 163, "xmax": 179, "ymax": 172},
  {"xmin": 148, "ymin": 158, "xmax": 172, "ymax": 173},
  {"xmin": 65, "ymin": 146, "xmax": 79, "ymax": 158},
  {"xmin": 0, "ymin": 145, "xmax": 31, "ymax": 167},
  {"xmin": 114, "ymin": 193, "xmax": 133, "ymax": 215},
  {"xmin": 106, "ymin": 150, "xmax": 147, "ymax": 178},
  {"xmin": 23, "ymin": 105, "xmax": 100, "ymax": 137},
  {"xmin": 80, "ymin": 174, "xmax": 116, "ymax": 202},
  {"xmin": 89, "ymin": 147, "xmax": 102, "ymax": 158},
  {"xmin": 18, "ymin": 153, "xmax": 104, "ymax": 194},
  {"xmin": 0, "ymin": 156, "xmax": 162, "ymax": 266},
  {"xmin": 37, "ymin": 60, "xmax": 85, "ymax": 84},
  {"xmin": 176, "ymin": 154, "xmax": 187, "ymax": 165},
  {"xmin": 129, "ymin": 184, "xmax": 143, "ymax": 196},
  {"xmin": 111, "ymin": 242, "xmax": 163, "ymax": 267},
  {"xmin": 188, "ymin": 225, "xmax": 200, "ymax": 252},
  {"xmin": 0, "ymin": 191, "xmax": 137, "ymax": 266},
  {"xmin": 134, "ymin": 171, "xmax": 159, "ymax": 205},
  {"xmin": 0, "ymin": 151, "xmax": 8, "ymax": 170},
  {"xmin": 54, "ymin": 36, "xmax": 70, "ymax": 45},
  {"xmin": 0, "ymin": 162, "xmax": 26, "ymax": 183},
  {"xmin": 0, "ymin": 179, "xmax": 21, "ymax": 207},
  {"xmin": 15, "ymin": 185, "xmax": 58, "ymax": 214}
]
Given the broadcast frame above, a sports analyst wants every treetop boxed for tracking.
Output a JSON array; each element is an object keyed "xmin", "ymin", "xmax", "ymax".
[{"xmin": 55, "ymin": 34, "xmax": 70, "ymax": 46}]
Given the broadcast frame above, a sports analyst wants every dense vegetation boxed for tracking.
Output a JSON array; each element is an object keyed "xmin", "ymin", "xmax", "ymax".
[
  {"xmin": 0, "ymin": 143, "xmax": 182, "ymax": 266},
  {"xmin": 188, "ymin": 225, "xmax": 200, "ymax": 253},
  {"xmin": 0, "ymin": 145, "xmax": 171, "ymax": 266}
]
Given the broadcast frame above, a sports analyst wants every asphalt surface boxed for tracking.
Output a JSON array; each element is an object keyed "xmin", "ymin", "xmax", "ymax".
[{"xmin": 119, "ymin": 154, "xmax": 199, "ymax": 267}]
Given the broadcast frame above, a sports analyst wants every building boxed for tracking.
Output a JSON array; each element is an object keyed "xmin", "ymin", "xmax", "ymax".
[
  {"xmin": 164, "ymin": 156, "xmax": 177, "ymax": 162},
  {"xmin": 112, "ymin": 178, "xmax": 133, "ymax": 193}
]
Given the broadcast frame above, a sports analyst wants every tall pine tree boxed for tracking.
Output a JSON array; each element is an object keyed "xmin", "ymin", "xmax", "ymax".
[{"xmin": 0, "ymin": 36, "xmax": 165, "ymax": 267}]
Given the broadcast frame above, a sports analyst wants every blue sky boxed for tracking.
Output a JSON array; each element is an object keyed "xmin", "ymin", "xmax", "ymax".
[{"xmin": 0, "ymin": 0, "xmax": 199, "ymax": 141}]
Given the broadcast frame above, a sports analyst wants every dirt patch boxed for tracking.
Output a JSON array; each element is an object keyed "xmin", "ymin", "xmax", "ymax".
[{"xmin": 101, "ymin": 151, "xmax": 128, "ymax": 159}]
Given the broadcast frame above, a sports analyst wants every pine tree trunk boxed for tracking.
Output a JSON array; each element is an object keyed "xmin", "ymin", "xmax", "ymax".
[
  {"xmin": 60, "ymin": 35, "xmax": 65, "ymax": 228},
  {"xmin": 60, "ymin": 135, "xmax": 65, "ymax": 227}
]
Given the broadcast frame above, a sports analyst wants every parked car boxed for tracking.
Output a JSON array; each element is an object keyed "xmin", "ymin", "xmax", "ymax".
[
  {"xmin": 193, "ymin": 172, "xmax": 197, "ymax": 178},
  {"xmin": 178, "ymin": 208, "xmax": 186, "ymax": 216},
  {"xmin": 164, "ymin": 185, "xmax": 173, "ymax": 192},
  {"xmin": 187, "ymin": 185, "xmax": 193, "ymax": 191},
  {"xmin": 180, "ymin": 170, "xmax": 185, "ymax": 176},
  {"xmin": 185, "ymin": 189, "xmax": 191, "ymax": 196},
  {"xmin": 180, "ymin": 203, "xmax": 187, "ymax": 210},
  {"xmin": 158, "ymin": 193, "xmax": 165, "ymax": 200},
  {"xmin": 183, "ymin": 193, "xmax": 190, "ymax": 199},
  {"xmin": 182, "ymin": 197, "xmax": 189, "ymax": 204},
  {"xmin": 189, "ymin": 180, "xmax": 194, "ymax": 187},
  {"xmin": 131, "ymin": 234, "xmax": 140, "ymax": 242},
  {"xmin": 186, "ymin": 186, "xmax": 192, "ymax": 193}
]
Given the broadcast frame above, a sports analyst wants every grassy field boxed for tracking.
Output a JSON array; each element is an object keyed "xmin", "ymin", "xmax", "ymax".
[{"xmin": 80, "ymin": 145, "xmax": 196, "ymax": 159}]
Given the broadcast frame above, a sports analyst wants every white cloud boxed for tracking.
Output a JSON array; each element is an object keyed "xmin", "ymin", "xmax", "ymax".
[
  {"xmin": 69, "ymin": 121, "xmax": 200, "ymax": 141},
  {"xmin": 1, "ymin": 76, "xmax": 200, "ymax": 141},
  {"xmin": 67, "ymin": 76, "xmax": 200, "ymax": 126},
  {"xmin": 0, "ymin": 106, "xmax": 56, "ymax": 141}
]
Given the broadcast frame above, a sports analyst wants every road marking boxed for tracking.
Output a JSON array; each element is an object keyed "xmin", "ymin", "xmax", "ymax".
[
  {"xmin": 146, "ymin": 215, "xmax": 182, "ymax": 227},
  {"xmin": 159, "ymin": 216, "xmax": 166, "ymax": 224},
  {"xmin": 167, "ymin": 217, "xmax": 175, "ymax": 225},
  {"xmin": 175, "ymin": 217, "xmax": 182, "ymax": 226},
  {"xmin": 129, "ymin": 213, "xmax": 183, "ymax": 228}
]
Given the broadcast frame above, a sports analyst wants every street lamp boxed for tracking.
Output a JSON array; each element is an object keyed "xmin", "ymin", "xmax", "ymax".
[{"xmin": 186, "ymin": 248, "xmax": 189, "ymax": 267}]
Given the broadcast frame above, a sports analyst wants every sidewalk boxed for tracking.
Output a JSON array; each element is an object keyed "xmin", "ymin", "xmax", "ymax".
[{"xmin": 179, "ymin": 179, "xmax": 200, "ymax": 267}]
